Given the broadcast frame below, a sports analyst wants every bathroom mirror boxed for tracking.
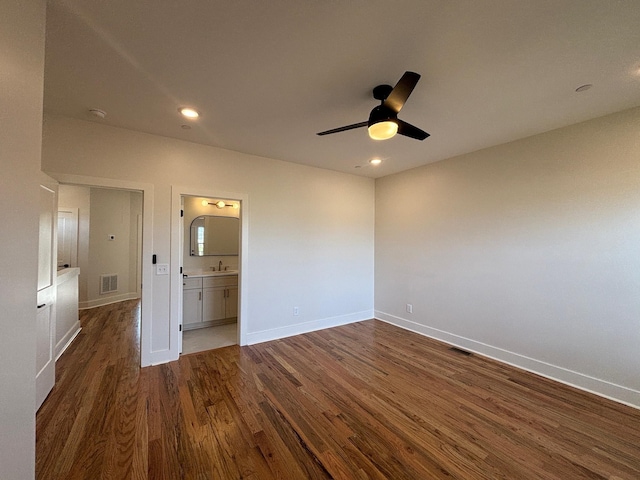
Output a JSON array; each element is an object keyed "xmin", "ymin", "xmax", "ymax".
[{"xmin": 190, "ymin": 215, "xmax": 239, "ymax": 256}]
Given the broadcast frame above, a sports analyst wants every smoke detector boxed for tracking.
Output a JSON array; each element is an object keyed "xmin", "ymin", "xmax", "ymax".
[{"xmin": 89, "ymin": 108, "xmax": 107, "ymax": 119}]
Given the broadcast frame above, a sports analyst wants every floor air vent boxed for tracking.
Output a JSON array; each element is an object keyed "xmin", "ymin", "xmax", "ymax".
[
  {"xmin": 100, "ymin": 274, "xmax": 118, "ymax": 294},
  {"xmin": 449, "ymin": 346, "xmax": 472, "ymax": 356}
]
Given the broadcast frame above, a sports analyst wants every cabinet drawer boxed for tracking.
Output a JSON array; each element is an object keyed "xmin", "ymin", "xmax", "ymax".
[
  {"xmin": 182, "ymin": 277, "xmax": 202, "ymax": 290},
  {"xmin": 203, "ymin": 275, "xmax": 237, "ymax": 288}
]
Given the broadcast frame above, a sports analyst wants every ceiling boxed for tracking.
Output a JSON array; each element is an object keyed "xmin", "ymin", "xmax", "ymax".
[{"xmin": 44, "ymin": 0, "xmax": 640, "ymax": 179}]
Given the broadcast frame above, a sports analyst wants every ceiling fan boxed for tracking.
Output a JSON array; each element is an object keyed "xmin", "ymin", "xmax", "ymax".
[{"xmin": 317, "ymin": 71, "xmax": 430, "ymax": 141}]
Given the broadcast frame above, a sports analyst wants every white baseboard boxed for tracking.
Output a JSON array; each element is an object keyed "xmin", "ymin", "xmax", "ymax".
[
  {"xmin": 375, "ymin": 310, "xmax": 640, "ymax": 410},
  {"xmin": 79, "ymin": 292, "xmax": 139, "ymax": 310},
  {"xmin": 55, "ymin": 324, "xmax": 81, "ymax": 361},
  {"xmin": 245, "ymin": 309, "xmax": 373, "ymax": 345}
]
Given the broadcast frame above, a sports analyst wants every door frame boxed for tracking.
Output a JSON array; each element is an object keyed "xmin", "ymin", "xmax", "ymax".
[
  {"xmin": 171, "ymin": 186, "xmax": 249, "ymax": 353},
  {"xmin": 48, "ymin": 173, "xmax": 155, "ymax": 366}
]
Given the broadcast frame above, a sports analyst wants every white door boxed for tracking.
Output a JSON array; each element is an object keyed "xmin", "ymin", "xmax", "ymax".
[
  {"xmin": 36, "ymin": 183, "xmax": 57, "ymax": 410},
  {"xmin": 57, "ymin": 208, "xmax": 78, "ymax": 268},
  {"xmin": 178, "ymin": 197, "xmax": 184, "ymax": 353}
]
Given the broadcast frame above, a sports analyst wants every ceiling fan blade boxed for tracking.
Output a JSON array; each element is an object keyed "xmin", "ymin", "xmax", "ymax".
[
  {"xmin": 383, "ymin": 71, "xmax": 421, "ymax": 114},
  {"xmin": 317, "ymin": 121, "xmax": 368, "ymax": 136},
  {"xmin": 397, "ymin": 119, "xmax": 430, "ymax": 141}
]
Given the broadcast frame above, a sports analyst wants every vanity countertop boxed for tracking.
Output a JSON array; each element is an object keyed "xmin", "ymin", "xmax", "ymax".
[{"xmin": 183, "ymin": 269, "xmax": 238, "ymax": 278}]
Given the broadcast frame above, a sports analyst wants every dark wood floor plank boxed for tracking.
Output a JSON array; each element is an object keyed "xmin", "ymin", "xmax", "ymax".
[{"xmin": 37, "ymin": 300, "xmax": 640, "ymax": 479}]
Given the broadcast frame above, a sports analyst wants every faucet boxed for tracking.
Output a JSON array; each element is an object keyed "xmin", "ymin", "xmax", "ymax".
[{"xmin": 218, "ymin": 260, "xmax": 223, "ymax": 271}]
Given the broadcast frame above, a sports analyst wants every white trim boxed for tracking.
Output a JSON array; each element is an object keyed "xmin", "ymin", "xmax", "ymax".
[
  {"xmin": 246, "ymin": 309, "xmax": 373, "ymax": 345},
  {"xmin": 55, "ymin": 327, "xmax": 81, "ymax": 361},
  {"xmin": 79, "ymin": 292, "xmax": 139, "ymax": 310},
  {"xmin": 171, "ymin": 186, "xmax": 249, "ymax": 363},
  {"xmin": 44, "ymin": 172, "xmax": 155, "ymax": 367},
  {"xmin": 375, "ymin": 310, "xmax": 640, "ymax": 410}
]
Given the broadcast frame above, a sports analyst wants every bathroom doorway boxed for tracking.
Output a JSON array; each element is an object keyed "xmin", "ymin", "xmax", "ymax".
[
  {"xmin": 180, "ymin": 194, "xmax": 240, "ymax": 354},
  {"xmin": 171, "ymin": 187, "xmax": 248, "ymax": 356}
]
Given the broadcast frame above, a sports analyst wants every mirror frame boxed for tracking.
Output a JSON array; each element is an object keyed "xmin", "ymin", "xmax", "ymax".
[{"xmin": 189, "ymin": 215, "xmax": 239, "ymax": 256}]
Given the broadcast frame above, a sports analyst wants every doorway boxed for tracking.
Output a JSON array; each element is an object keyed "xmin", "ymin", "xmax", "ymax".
[
  {"xmin": 50, "ymin": 173, "xmax": 154, "ymax": 366},
  {"xmin": 180, "ymin": 195, "xmax": 239, "ymax": 354},
  {"xmin": 58, "ymin": 185, "xmax": 142, "ymax": 310},
  {"xmin": 171, "ymin": 186, "xmax": 248, "ymax": 355}
]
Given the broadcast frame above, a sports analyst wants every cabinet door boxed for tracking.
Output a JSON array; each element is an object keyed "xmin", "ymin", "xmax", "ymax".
[
  {"xmin": 183, "ymin": 288, "xmax": 202, "ymax": 325},
  {"xmin": 225, "ymin": 286, "xmax": 238, "ymax": 319},
  {"xmin": 203, "ymin": 287, "xmax": 226, "ymax": 322}
]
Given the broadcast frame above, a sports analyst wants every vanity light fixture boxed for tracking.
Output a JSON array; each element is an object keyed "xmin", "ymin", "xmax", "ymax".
[
  {"xmin": 202, "ymin": 200, "xmax": 238, "ymax": 209},
  {"xmin": 179, "ymin": 107, "xmax": 200, "ymax": 119}
]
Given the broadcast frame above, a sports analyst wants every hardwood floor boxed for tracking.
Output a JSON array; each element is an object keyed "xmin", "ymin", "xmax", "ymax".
[{"xmin": 37, "ymin": 300, "xmax": 640, "ymax": 479}]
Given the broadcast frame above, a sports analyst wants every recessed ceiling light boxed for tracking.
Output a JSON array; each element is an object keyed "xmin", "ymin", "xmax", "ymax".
[
  {"xmin": 369, "ymin": 158, "xmax": 382, "ymax": 165},
  {"xmin": 575, "ymin": 84, "xmax": 593, "ymax": 93},
  {"xmin": 179, "ymin": 107, "xmax": 199, "ymax": 119}
]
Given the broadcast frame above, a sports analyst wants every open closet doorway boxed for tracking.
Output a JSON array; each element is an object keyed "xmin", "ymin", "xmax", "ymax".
[{"xmin": 179, "ymin": 194, "xmax": 241, "ymax": 355}]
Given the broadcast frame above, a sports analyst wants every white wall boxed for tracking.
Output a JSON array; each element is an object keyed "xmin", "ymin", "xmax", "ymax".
[
  {"xmin": 42, "ymin": 115, "xmax": 375, "ymax": 361},
  {"xmin": 375, "ymin": 106, "xmax": 640, "ymax": 408},
  {"xmin": 0, "ymin": 0, "xmax": 45, "ymax": 477}
]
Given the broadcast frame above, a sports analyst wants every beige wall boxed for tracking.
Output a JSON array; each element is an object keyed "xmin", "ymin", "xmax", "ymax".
[
  {"xmin": 375, "ymin": 106, "xmax": 640, "ymax": 408},
  {"xmin": 42, "ymin": 115, "xmax": 375, "ymax": 361},
  {"xmin": 0, "ymin": 1, "xmax": 46, "ymax": 477},
  {"xmin": 86, "ymin": 188, "xmax": 141, "ymax": 307}
]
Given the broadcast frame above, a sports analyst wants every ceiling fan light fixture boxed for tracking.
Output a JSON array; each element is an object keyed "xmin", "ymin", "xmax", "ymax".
[{"xmin": 368, "ymin": 120, "xmax": 398, "ymax": 140}]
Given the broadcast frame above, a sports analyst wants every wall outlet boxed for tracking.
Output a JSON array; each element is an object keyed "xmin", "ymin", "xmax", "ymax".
[
  {"xmin": 406, "ymin": 303, "xmax": 413, "ymax": 314},
  {"xmin": 293, "ymin": 307, "xmax": 299, "ymax": 316},
  {"xmin": 156, "ymin": 264, "xmax": 169, "ymax": 275}
]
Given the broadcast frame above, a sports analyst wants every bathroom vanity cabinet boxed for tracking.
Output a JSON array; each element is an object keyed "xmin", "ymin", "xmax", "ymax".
[{"xmin": 183, "ymin": 273, "xmax": 238, "ymax": 330}]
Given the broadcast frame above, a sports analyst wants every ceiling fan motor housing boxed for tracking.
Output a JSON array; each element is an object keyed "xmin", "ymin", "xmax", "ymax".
[
  {"xmin": 372, "ymin": 84, "xmax": 394, "ymax": 101},
  {"xmin": 368, "ymin": 105, "xmax": 397, "ymax": 127}
]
